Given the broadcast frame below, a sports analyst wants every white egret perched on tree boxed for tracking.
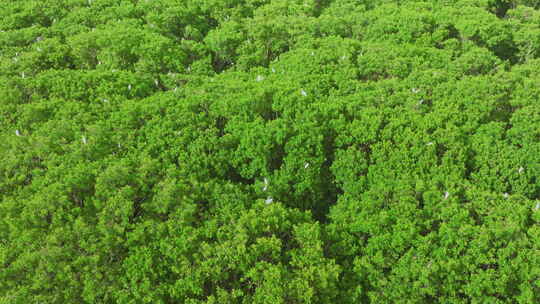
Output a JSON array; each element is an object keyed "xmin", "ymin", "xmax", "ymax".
[{"xmin": 263, "ymin": 178, "xmax": 268, "ymax": 192}]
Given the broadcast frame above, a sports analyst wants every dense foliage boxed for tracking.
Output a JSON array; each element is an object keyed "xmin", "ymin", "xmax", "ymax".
[{"xmin": 1, "ymin": 0, "xmax": 540, "ymax": 302}]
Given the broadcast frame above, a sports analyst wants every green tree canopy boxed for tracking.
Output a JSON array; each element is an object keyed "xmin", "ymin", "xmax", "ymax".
[{"xmin": 1, "ymin": 0, "xmax": 539, "ymax": 303}]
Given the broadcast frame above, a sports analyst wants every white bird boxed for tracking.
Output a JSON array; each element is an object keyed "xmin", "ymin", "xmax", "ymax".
[
  {"xmin": 21, "ymin": 72, "xmax": 25, "ymax": 79},
  {"xmin": 418, "ymin": 99, "xmax": 424, "ymax": 105},
  {"xmin": 426, "ymin": 142, "xmax": 433, "ymax": 146},
  {"xmin": 412, "ymin": 88, "xmax": 420, "ymax": 94},
  {"xmin": 443, "ymin": 191, "xmax": 449, "ymax": 200},
  {"xmin": 301, "ymin": 89, "xmax": 307, "ymax": 97},
  {"xmin": 262, "ymin": 178, "xmax": 268, "ymax": 192},
  {"xmin": 256, "ymin": 75, "xmax": 264, "ymax": 82},
  {"xmin": 265, "ymin": 197, "xmax": 273, "ymax": 204},
  {"xmin": 535, "ymin": 202, "xmax": 540, "ymax": 211},
  {"xmin": 518, "ymin": 167, "xmax": 524, "ymax": 174},
  {"xmin": 15, "ymin": 129, "xmax": 21, "ymax": 136},
  {"xmin": 128, "ymin": 84, "xmax": 132, "ymax": 90},
  {"xmin": 503, "ymin": 193, "xmax": 509, "ymax": 198},
  {"xmin": 154, "ymin": 79, "xmax": 159, "ymax": 86},
  {"xmin": 304, "ymin": 162, "xmax": 309, "ymax": 169},
  {"xmin": 97, "ymin": 61, "xmax": 101, "ymax": 65},
  {"xmin": 82, "ymin": 135, "xmax": 87, "ymax": 145}
]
